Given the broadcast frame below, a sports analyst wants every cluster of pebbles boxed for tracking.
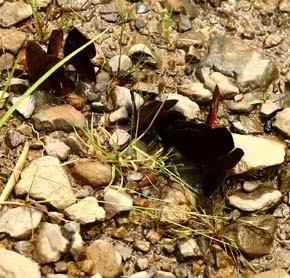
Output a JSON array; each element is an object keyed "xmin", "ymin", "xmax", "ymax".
[{"xmin": 0, "ymin": 0, "xmax": 289, "ymax": 278}]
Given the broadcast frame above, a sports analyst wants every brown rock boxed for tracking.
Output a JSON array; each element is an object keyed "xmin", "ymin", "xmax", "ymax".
[
  {"xmin": 220, "ymin": 215, "xmax": 277, "ymax": 258},
  {"xmin": 32, "ymin": 105, "xmax": 85, "ymax": 132},
  {"xmin": 83, "ymin": 240, "xmax": 122, "ymax": 278},
  {"xmin": 133, "ymin": 240, "xmax": 151, "ymax": 253},
  {"xmin": 70, "ymin": 159, "xmax": 112, "ymax": 188}
]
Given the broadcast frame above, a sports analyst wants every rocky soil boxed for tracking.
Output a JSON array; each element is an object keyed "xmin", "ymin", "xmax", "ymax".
[{"xmin": 0, "ymin": 0, "xmax": 289, "ymax": 278}]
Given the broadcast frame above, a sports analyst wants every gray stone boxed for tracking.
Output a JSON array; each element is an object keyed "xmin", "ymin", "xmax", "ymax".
[
  {"xmin": 178, "ymin": 80, "xmax": 212, "ymax": 103},
  {"xmin": 0, "ymin": 1, "xmax": 33, "ymax": 27},
  {"xmin": 0, "ymin": 29, "xmax": 27, "ymax": 54},
  {"xmin": 231, "ymin": 116, "xmax": 263, "ymax": 135},
  {"xmin": 0, "ymin": 206, "xmax": 42, "ymax": 239},
  {"xmin": 220, "ymin": 215, "xmax": 277, "ymax": 258},
  {"xmin": 4, "ymin": 128, "xmax": 26, "ymax": 148},
  {"xmin": 228, "ymin": 186, "xmax": 282, "ymax": 212},
  {"xmin": 250, "ymin": 269, "xmax": 290, "ymax": 278},
  {"xmin": 113, "ymin": 86, "xmax": 144, "ymax": 111},
  {"xmin": 104, "ymin": 188, "xmax": 133, "ymax": 212},
  {"xmin": 45, "ymin": 140, "xmax": 70, "ymax": 160},
  {"xmin": 111, "ymin": 129, "xmax": 131, "ymax": 148},
  {"xmin": 70, "ymin": 159, "xmax": 112, "ymax": 189},
  {"xmin": 62, "ymin": 221, "xmax": 80, "ymax": 238},
  {"xmin": 99, "ymin": 3, "xmax": 120, "ymax": 23},
  {"xmin": 204, "ymin": 72, "xmax": 239, "ymax": 99},
  {"xmin": 84, "ymin": 240, "xmax": 123, "ymax": 277},
  {"xmin": 135, "ymin": 3, "xmax": 150, "ymax": 14},
  {"xmin": 0, "ymin": 52, "xmax": 14, "ymax": 70},
  {"xmin": 202, "ymin": 36, "xmax": 279, "ymax": 92},
  {"xmin": 136, "ymin": 258, "xmax": 149, "ymax": 271},
  {"xmin": 71, "ymin": 232, "xmax": 86, "ymax": 256},
  {"xmin": 0, "ymin": 249, "xmax": 41, "ymax": 278},
  {"xmin": 11, "ymin": 95, "xmax": 35, "ymax": 119},
  {"xmin": 33, "ymin": 222, "xmax": 69, "ymax": 264},
  {"xmin": 32, "ymin": 105, "xmax": 85, "ymax": 132},
  {"xmin": 109, "ymin": 106, "xmax": 129, "ymax": 123},
  {"xmin": 178, "ymin": 14, "xmax": 192, "ymax": 33},
  {"xmin": 227, "ymin": 93, "xmax": 257, "ymax": 113},
  {"xmin": 64, "ymin": 197, "xmax": 105, "ymax": 224},
  {"xmin": 108, "ymin": 55, "xmax": 132, "ymax": 75},
  {"xmin": 162, "ymin": 93, "xmax": 200, "ymax": 119},
  {"xmin": 231, "ymin": 134, "xmax": 286, "ymax": 175},
  {"xmin": 178, "ymin": 238, "xmax": 202, "ymax": 258},
  {"xmin": 273, "ymin": 107, "xmax": 290, "ymax": 139},
  {"xmin": 15, "ymin": 156, "xmax": 76, "ymax": 210},
  {"xmin": 95, "ymin": 70, "xmax": 111, "ymax": 94}
]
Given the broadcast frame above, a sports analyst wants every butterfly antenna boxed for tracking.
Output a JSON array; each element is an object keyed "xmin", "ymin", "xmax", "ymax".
[{"xmin": 207, "ymin": 85, "xmax": 220, "ymax": 128}]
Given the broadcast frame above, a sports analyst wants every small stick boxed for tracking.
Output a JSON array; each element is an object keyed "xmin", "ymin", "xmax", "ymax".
[{"xmin": 0, "ymin": 141, "xmax": 30, "ymax": 210}]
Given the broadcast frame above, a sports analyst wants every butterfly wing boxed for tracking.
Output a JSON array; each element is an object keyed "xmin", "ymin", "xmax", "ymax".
[
  {"xmin": 63, "ymin": 28, "xmax": 96, "ymax": 82},
  {"xmin": 139, "ymin": 100, "xmax": 179, "ymax": 130},
  {"xmin": 47, "ymin": 29, "xmax": 64, "ymax": 57},
  {"xmin": 26, "ymin": 41, "xmax": 48, "ymax": 82},
  {"xmin": 202, "ymin": 147, "xmax": 244, "ymax": 196}
]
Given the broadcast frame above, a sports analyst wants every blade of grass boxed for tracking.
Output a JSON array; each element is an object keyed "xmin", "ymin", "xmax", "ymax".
[{"xmin": 0, "ymin": 29, "xmax": 108, "ymax": 128}]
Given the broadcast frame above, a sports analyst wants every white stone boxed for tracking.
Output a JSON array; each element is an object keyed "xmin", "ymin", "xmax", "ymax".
[
  {"xmin": 177, "ymin": 238, "xmax": 201, "ymax": 258},
  {"xmin": 228, "ymin": 190, "xmax": 282, "ymax": 211},
  {"xmin": 64, "ymin": 197, "xmax": 105, "ymax": 224},
  {"xmin": 15, "ymin": 156, "xmax": 76, "ymax": 210},
  {"xmin": 108, "ymin": 55, "xmax": 132, "ymax": 74},
  {"xmin": 113, "ymin": 86, "xmax": 144, "ymax": 111},
  {"xmin": 12, "ymin": 95, "xmax": 35, "ymax": 119},
  {"xmin": 204, "ymin": 72, "xmax": 239, "ymax": 99},
  {"xmin": 162, "ymin": 93, "xmax": 200, "ymax": 119},
  {"xmin": 0, "ymin": 249, "xmax": 41, "ymax": 278},
  {"xmin": 243, "ymin": 181, "xmax": 260, "ymax": 192},
  {"xmin": 104, "ymin": 188, "xmax": 133, "ymax": 212},
  {"xmin": 111, "ymin": 129, "xmax": 130, "ymax": 147},
  {"xmin": 33, "ymin": 222, "xmax": 69, "ymax": 264},
  {"xmin": 178, "ymin": 80, "xmax": 212, "ymax": 103},
  {"xmin": 231, "ymin": 134, "xmax": 286, "ymax": 175},
  {"xmin": 0, "ymin": 206, "xmax": 42, "ymax": 239}
]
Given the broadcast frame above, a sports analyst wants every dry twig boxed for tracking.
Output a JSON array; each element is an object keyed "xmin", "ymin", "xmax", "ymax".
[{"xmin": 0, "ymin": 141, "xmax": 30, "ymax": 210}]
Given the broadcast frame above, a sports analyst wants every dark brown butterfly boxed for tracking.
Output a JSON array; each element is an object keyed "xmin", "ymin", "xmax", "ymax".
[
  {"xmin": 139, "ymin": 86, "xmax": 244, "ymax": 197},
  {"xmin": 26, "ymin": 28, "xmax": 96, "ymax": 96}
]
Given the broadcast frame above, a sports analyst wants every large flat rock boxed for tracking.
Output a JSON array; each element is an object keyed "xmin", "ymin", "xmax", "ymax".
[
  {"xmin": 15, "ymin": 156, "xmax": 76, "ymax": 209},
  {"xmin": 231, "ymin": 134, "xmax": 286, "ymax": 175}
]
